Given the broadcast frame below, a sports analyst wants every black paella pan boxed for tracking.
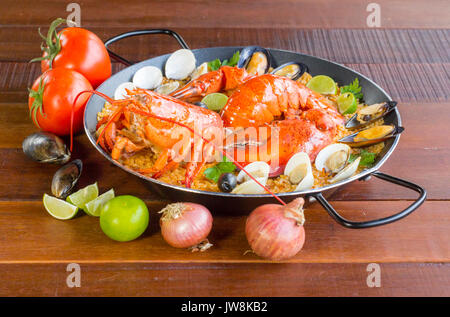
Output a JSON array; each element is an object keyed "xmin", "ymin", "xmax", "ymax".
[{"xmin": 83, "ymin": 29, "xmax": 426, "ymax": 228}]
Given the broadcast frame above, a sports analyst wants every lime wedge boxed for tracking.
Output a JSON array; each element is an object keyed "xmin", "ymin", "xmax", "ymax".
[
  {"xmin": 337, "ymin": 92, "xmax": 357, "ymax": 114},
  {"xmin": 66, "ymin": 182, "xmax": 99, "ymax": 210},
  {"xmin": 84, "ymin": 189, "xmax": 115, "ymax": 217},
  {"xmin": 306, "ymin": 75, "xmax": 337, "ymax": 95},
  {"xmin": 43, "ymin": 194, "xmax": 79, "ymax": 220},
  {"xmin": 201, "ymin": 93, "xmax": 228, "ymax": 111}
]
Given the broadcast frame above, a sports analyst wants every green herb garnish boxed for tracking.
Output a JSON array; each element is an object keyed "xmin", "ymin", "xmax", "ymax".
[
  {"xmin": 208, "ymin": 59, "xmax": 222, "ymax": 71},
  {"xmin": 340, "ymin": 78, "xmax": 363, "ymax": 101},
  {"xmin": 207, "ymin": 51, "xmax": 240, "ymax": 71},
  {"xmin": 349, "ymin": 149, "xmax": 376, "ymax": 167},
  {"xmin": 203, "ymin": 156, "xmax": 236, "ymax": 182},
  {"xmin": 221, "ymin": 51, "xmax": 240, "ymax": 67}
]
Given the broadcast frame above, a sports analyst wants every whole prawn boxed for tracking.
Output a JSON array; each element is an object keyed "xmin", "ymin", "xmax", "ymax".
[{"xmin": 96, "ymin": 88, "xmax": 223, "ymax": 187}]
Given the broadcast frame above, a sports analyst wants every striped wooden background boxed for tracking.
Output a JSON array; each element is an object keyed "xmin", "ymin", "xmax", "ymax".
[{"xmin": 0, "ymin": 0, "xmax": 449, "ymax": 297}]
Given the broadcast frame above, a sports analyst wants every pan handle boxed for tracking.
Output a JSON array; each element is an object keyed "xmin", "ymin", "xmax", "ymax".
[
  {"xmin": 104, "ymin": 29, "xmax": 189, "ymax": 66},
  {"xmin": 312, "ymin": 171, "xmax": 427, "ymax": 229}
]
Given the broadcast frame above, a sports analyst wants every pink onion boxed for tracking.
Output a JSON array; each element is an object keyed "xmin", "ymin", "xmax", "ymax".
[
  {"xmin": 245, "ymin": 197, "xmax": 305, "ymax": 260},
  {"xmin": 159, "ymin": 202, "xmax": 213, "ymax": 251}
]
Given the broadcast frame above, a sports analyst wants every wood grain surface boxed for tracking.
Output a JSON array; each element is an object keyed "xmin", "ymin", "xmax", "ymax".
[{"xmin": 0, "ymin": 0, "xmax": 449, "ymax": 297}]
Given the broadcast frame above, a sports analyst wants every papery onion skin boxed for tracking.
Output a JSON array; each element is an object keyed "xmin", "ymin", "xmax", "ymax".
[
  {"xmin": 159, "ymin": 202, "xmax": 213, "ymax": 248},
  {"xmin": 245, "ymin": 198, "xmax": 305, "ymax": 260}
]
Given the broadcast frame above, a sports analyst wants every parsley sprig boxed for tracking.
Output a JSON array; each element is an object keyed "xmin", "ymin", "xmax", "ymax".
[
  {"xmin": 349, "ymin": 149, "xmax": 376, "ymax": 167},
  {"xmin": 203, "ymin": 156, "xmax": 236, "ymax": 182},
  {"xmin": 340, "ymin": 78, "xmax": 363, "ymax": 101},
  {"xmin": 208, "ymin": 51, "xmax": 240, "ymax": 71}
]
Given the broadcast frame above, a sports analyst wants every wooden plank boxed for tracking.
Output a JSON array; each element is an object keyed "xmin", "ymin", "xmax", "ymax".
[
  {"xmin": 0, "ymin": 102, "xmax": 445, "ymax": 200},
  {"xmin": 0, "ymin": 61, "xmax": 448, "ymax": 103},
  {"xmin": 0, "ymin": 201, "xmax": 448, "ymax": 264},
  {"xmin": 0, "ymin": 0, "xmax": 449, "ymax": 29},
  {"xmin": 1, "ymin": 28, "xmax": 449, "ymax": 64},
  {"xmin": 0, "ymin": 262, "xmax": 448, "ymax": 296}
]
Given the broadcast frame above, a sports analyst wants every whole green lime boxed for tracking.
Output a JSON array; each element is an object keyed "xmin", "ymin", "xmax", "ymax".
[{"xmin": 100, "ymin": 195, "xmax": 149, "ymax": 242}]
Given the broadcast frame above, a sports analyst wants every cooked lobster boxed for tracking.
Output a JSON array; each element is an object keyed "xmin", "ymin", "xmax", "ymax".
[{"xmin": 171, "ymin": 67, "xmax": 344, "ymax": 168}]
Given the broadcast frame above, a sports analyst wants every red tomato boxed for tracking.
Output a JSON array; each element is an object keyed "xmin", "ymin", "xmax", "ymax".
[
  {"xmin": 28, "ymin": 68, "xmax": 93, "ymax": 136},
  {"xmin": 40, "ymin": 22, "xmax": 111, "ymax": 88}
]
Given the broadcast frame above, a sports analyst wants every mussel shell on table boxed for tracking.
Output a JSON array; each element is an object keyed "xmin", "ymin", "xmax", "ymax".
[
  {"xmin": 51, "ymin": 159, "xmax": 83, "ymax": 199},
  {"xmin": 22, "ymin": 132, "xmax": 71, "ymax": 164}
]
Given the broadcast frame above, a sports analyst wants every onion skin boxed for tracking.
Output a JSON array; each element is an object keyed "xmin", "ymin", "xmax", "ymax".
[
  {"xmin": 160, "ymin": 202, "xmax": 213, "ymax": 248},
  {"xmin": 245, "ymin": 198, "xmax": 305, "ymax": 260}
]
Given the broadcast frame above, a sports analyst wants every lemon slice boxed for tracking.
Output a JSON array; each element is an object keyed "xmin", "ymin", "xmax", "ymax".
[
  {"xmin": 43, "ymin": 194, "xmax": 79, "ymax": 220},
  {"xmin": 306, "ymin": 75, "xmax": 337, "ymax": 95},
  {"xmin": 337, "ymin": 92, "xmax": 357, "ymax": 114},
  {"xmin": 66, "ymin": 182, "xmax": 99, "ymax": 210},
  {"xmin": 201, "ymin": 93, "xmax": 228, "ymax": 111},
  {"xmin": 84, "ymin": 189, "xmax": 115, "ymax": 217}
]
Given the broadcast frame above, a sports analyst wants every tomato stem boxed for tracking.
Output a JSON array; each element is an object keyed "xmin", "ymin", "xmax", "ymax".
[
  {"xmin": 28, "ymin": 77, "xmax": 45, "ymax": 128},
  {"xmin": 30, "ymin": 18, "xmax": 66, "ymax": 68}
]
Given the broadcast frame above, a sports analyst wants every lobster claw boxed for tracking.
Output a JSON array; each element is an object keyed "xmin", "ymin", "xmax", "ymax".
[{"xmin": 170, "ymin": 66, "xmax": 251, "ymax": 102}]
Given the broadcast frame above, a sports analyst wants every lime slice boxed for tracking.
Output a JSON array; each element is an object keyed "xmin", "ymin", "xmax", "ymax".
[
  {"xmin": 201, "ymin": 93, "xmax": 228, "ymax": 111},
  {"xmin": 306, "ymin": 75, "xmax": 337, "ymax": 95},
  {"xmin": 66, "ymin": 182, "xmax": 99, "ymax": 210},
  {"xmin": 43, "ymin": 194, "xmax": 79, "ymax": 220},
  {"xmin": 84, "ymin": 189, "xmax": 115, "ymax": 217},
  {"xmin": 337, "ymin": 92, "xmax": 357, "ymax": 114}
]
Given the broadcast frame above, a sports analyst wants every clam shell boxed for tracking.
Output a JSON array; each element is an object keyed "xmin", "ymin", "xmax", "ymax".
[
  {"xmin": 190, "ymin": 62, "xmax": 209, "ymax": 80},
  {"xmin": 345, "ymin": 101, "xmax": 397, "ymax": 129},
  {"xmin": 270, "ymin": 62, "xmax": 308, "ymax": 81},
  {"xmin": 315, "ymin": 144, "xmax": 351, "ymax": 173},
  {"xmin": 339, "ymin": 125, "xmax": 404, "ymax": 148},
  {"xmin": 284, "ymin": 152, "xmax": 314, "ymax": 191},
  {"xmin": 114, "ymin": 82, "xmax": 135, "ymax": 100},
  {"xmin": 232, "ymin": 177, "xmax": 267, "ymax": 194},
  {"xmin": 155, "ymin": 81, "xmax": 180, "ymax": 95},
  {"xmin": 165, "ymin": 49, "xmax": 196, "ymax": 80},
  {"xmin": 237, "ymin": 161, "xmax": 270, "ymax": 183},
  {"xmin": 51, "ymin": 159, "xmax": 83, "ymax": 199},
  {"xmin": 237, "ymin": 46, "xmax": 270, "ymax": 76},
  {"xmin": 330, "ymin": 157, "xmax": 360, "ymax": 183},
  {"xmin": 22, "ymin": 132, "xmax": 70, "ymax": 164},
  {"xmin": 132, "ymin": 66, "xmax": 163, "ymax": 89}
]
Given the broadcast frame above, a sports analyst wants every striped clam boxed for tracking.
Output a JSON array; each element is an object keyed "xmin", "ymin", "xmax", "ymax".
[
  {"xmin": 232, "ymin": 161, "xmax": 270, "ymax": 194},
  {"xmin": 315, "ymin": 144, "xmax": 360, "ymax": 183}
]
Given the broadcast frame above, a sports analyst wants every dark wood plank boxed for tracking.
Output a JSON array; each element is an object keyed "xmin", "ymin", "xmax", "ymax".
[
  {"xmin": 1, "ymin": 27, "xmax": 449, "ymax": 64},
  {"xmin": 0, "ymin": 201, "xmax": 447, "ymax": 263},
  {"xmin": 1, "ymin": 262, "xmax": 449, "ymax": 296},
  {"xmin": 0, "ymin": 102, "xmax": 445, "ymax": 200},
  {"xmin": 1, "ymin": 0, "xmax": 449, "ymax": 29}
]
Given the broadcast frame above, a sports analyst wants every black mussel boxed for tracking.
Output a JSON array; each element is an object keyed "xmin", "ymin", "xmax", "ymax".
[
  {"xmin": 51, "ymin": 159, "xmax": 83, "ymax": 199},
  {"xmin": 22, "ymin": 132, "xmax": 70, "ymax": 164},
  {"xmin": 218, "ymin": 173, "xmax": 237, "ymax": 193},
  {"xmin": 338, "ymin": 125, "xmax": 404, "ymax": 148},
  {"xmin": 270, "ymin": 62, "xmax": 308, "ymax": 81},
  {"xmin": 345, "ymin": 101, "xmax": 397, "ymax": 129},
  {"xmin": 237, "ymin": 46, "xmax": 271, "ymax": 76},
  {"xmin": 194, "ymin": 102, "xmax": 209, "ymax": 109}
]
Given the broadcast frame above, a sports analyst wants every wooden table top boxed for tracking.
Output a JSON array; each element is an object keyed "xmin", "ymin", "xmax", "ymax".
[{"xmin": 0, "ymin": 0, "xmax": 449, "ymax": 297}]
